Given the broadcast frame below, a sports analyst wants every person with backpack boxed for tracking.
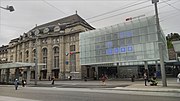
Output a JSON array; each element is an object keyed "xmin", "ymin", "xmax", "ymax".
[{"xmin": 14, "ymin": 79, "xmax": 19, "ymax": 90}]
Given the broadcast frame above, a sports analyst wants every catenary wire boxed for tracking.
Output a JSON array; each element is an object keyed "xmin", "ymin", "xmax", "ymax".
[
  {"xmin": 41, "ymin": 0, "xmax": 66, "ymax": 15},
  {"xmin": 89, "ymin": 5, "xmax": 152, "ymax": 23},
  {"xmin": 86, "ymin": 0, "xmax": 150, "ymax": 20}
]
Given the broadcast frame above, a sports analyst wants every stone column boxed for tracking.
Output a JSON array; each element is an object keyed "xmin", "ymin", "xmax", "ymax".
[
  {"xmin": 22, "ymin": 43, "xmax": 25, "ymax": 62},
  {"xmin": 6, "ymin": 68, "xmax": 10, "ymax": 83},
  {"xmin": 29, "ymin": 42, "xmax": 32, "ymax": 63},
  {"xmin": 95, "ymin": 66, "xmax": 99, "ymax": 80},
  {"xmin": 37, "ymin": 42, "xmax": 41, "ymax": 79},
  {"xmin": 15, "ymin": 68, "xmax": 20, "ymax": 80},
  {"xmin": 26, "ymin": 67, "xmax": 31, "ymax": 84},
  {"xmin": 47, "ymin": 39, "xmax": 52, "ymax": 79}
]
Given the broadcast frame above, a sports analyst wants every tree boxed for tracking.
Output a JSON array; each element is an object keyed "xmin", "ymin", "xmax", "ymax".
[{"xmin": 166, "ymin": 33, "xmax": 180, "ymax": 49}]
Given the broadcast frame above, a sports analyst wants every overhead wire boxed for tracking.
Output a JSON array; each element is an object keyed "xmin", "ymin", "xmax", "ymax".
[
  {"xmin": 86, "ymin": 0, "xmax": 150, "ymax": 20},
  {"xmin": 164, "ymin": 0, "xmax": 180, "ymax": 12},
  {"xmin": 88, "ymin": 0, "xmax": 178, "ymax": 23},
  {"xmin": 41, "ymin": 0, "xmax": 66, "ymax": 15},
  {"xmin": 159, "ymin": 0, "xmax": 180, "ymax": 22},
  {"xmin": 89, "ymin": 5, "xmax": 152, "ymax": 23}
]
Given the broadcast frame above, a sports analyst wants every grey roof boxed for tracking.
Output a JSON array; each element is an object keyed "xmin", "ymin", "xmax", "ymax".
[
  {"xmin": 32, "ymin": 14, "xmax": 94, "ymax": 30},
  {"xmin": 0, "ymin": 45, "xmax": 8, "ymax": 52}
]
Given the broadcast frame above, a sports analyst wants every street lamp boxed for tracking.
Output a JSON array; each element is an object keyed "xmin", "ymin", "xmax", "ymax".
[
  {"xmin": 152, "ymin": 0, "xmax": 167, "ymax": 87},
  {"xmin": 0, "ymin": 5, "xmax": 15, "ymax": 12}
]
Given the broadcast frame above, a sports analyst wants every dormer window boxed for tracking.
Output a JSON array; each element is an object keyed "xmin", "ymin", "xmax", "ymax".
[
  {"xmin": 54, "ymin": 26, "xmax": 60, "ymax": 32},
  {"xmin": 34, "ymin": 29, "xmax": 40, "ymax": 35},
  {"xmin": 43, "ymin": 28, "xmax": 49, "ymax": 33},
  {"xmin": 28, "ymin": 32, "xmax": 32, "ymax": 37}
]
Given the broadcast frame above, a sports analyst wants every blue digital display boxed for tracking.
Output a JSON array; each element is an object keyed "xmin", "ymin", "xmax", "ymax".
[
  {"xmin": 106, "ymin": 49, "xmax": 113, "ymax": 55},
  {"xmin": 127, "ymin": 46, "xmax": 133, "ymax": 52},
  {"xmin": 102, "ymin": 31, "xmax": 134, "ymax": 55},
  {"xmin": 114, "ymin": 48, "xmax": 119, "ymax": 54},
  {"xmin": 120, "ymin": 47, "xmax": 126, "ymax": 53}
]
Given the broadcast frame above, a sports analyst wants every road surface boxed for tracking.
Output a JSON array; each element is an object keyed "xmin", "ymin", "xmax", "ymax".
[{"xmin": 0, "ymin": 86, "xmax": 179, "ymax": 101}]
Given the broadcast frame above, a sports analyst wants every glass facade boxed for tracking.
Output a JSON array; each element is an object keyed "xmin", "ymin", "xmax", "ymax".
[{"xmin": 80, "ymin": 16, "xmax": 168, "ymax": 65}]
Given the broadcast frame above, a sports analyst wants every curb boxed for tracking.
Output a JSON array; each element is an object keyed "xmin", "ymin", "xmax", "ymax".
[{"xmin": 107, "ymin": 87, "xmax": 180, "ymax": 93}]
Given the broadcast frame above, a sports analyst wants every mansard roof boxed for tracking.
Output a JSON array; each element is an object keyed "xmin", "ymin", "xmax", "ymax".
[
  {"xmin": 32, "ymin": 14, "xmax": 94, "ymax": 30},
  {"xmin": 0, "ymin": 45, "xmax": 8, "ymax": 53}
]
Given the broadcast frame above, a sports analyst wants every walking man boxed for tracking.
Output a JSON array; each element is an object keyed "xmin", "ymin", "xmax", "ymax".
[{"xmin": 14, "ymin": 79, "xmax": 19, "ymax": 90}]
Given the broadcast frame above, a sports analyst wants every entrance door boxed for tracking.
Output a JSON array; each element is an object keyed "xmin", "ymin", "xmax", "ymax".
[
  {"xmin": 98, "ymin": 67, "xmax": 117, "ymax": 79},
  {"xmin": 52, "ymin": 69, "xmax": 59, "ymax": 79}
]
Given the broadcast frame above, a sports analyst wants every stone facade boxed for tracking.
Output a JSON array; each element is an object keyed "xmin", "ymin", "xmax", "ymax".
[
  {"xmin": 0, "ymin": 45, "xmax": 8, "ymax": 62},
  {"xmin": 1, "ymin": 14, "xmax": 94, "ymax": 80}
]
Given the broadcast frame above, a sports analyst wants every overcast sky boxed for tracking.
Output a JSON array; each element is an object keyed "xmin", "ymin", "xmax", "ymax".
[{"xmin": 0, "ymin": 0, "xmax": 180, "ymax": 46}]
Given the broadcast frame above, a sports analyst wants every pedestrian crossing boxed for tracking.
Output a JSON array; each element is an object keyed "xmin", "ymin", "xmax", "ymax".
[{"xmin": 0, "ymin": 96, "xmax": 41, "ymax": 101}]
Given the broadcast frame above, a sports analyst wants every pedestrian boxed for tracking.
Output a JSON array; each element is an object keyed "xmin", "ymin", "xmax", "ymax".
[
  {"xmin": 39, "ymin": 76, "xmax": 41, "ymax": 81},
  {"xmin": 101, "ymin": 74, "xmax": 108, "ymax": 85},
  {"xmin": 14, "ymin": 79, "xmax": 19, "ymax": 90},
  {"xmin": 51, "ymin": 77, "xmax": 55, "ymax": 85},
  {"xmin": 177, "ymin": 72, "xmax": 180, "ymax": 83},
  {"xmin": 48, "ymin": 76, "xmax": 51, "ymax": 81},
  {"xmin": 131, "ymin": 75, "xmax": 135, "ymax": 82},
  {"xmin": 144, "ymin": 72, "xmax": 148, "ymax": 86},
  {"xmin": 22, "ymin": 79, "xmax": 26, "ymax": 87}
]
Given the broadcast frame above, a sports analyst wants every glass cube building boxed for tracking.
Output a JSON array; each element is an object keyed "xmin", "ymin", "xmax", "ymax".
[{"xmin": 80, "ymin": 16, "xmax": 168, "ymax": 66}]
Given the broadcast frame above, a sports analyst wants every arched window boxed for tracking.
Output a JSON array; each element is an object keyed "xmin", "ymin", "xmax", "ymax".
[
  {"xmin": 42, "ymin": 48, "xmax": 48, "ymax": 68},
  {"xmin": 53, "ymin": 47, "xmax": 59, "ymax": 68},
  {"xmin": 70, "ymin": 45, "xmax": 76, "ymax": 72}
]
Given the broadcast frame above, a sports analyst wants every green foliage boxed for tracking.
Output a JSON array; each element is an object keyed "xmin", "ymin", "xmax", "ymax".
[
  {"xmin": 167, "ymin": 40, "xmax": 173, "ymax": 49},
  {"xmin": 166, "ymin": 33, "xmax": 180, "ymax": 49}
]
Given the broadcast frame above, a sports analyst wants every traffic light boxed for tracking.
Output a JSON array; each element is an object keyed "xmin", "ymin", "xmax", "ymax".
[
  {"xmin": 70, "ymin": 51, "xmax": 80, "ymax": 55},
  {"xmin": 66, "ymin": 51, "xmax": 80, "ymax": 56},
  {"xmin": 65, "ymin": 52, "xmax": 69, "ymax": 56},
  {"xmin": 70, "ymin": 52, "xmax": 74, "ymax": 55}
]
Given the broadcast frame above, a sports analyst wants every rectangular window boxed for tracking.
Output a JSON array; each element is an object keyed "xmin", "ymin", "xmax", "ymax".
[
  {"xmin": 70, "ymin": 45, "xmax": 75, "ymax": 51},
  {"xmin": 54, "ymin": 56, "xmax": 59, "ymax": 68}
]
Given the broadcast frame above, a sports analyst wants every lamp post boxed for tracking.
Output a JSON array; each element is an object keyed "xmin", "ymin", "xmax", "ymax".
[
  {"xmin": 152, "ymin": 0, "xmax": 167, "ymax": 87},
  {"xmin": 0, "ymin": 5, "xmax": 15, "ymax": 12}
]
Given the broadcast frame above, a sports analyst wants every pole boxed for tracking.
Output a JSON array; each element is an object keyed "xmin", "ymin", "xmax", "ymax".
[
  {"xmin": 34, "ymin": 34, "xmax": 38, "ymax": 85},
  {"xmin": 152, "ymin": 0, "xmax": 167, "ymax": 87}
]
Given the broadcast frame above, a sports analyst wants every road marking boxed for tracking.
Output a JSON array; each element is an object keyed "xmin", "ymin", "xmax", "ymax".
[{"xmin": 0, "ymin": 96, "xmax": 41, "ymax": 101}]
